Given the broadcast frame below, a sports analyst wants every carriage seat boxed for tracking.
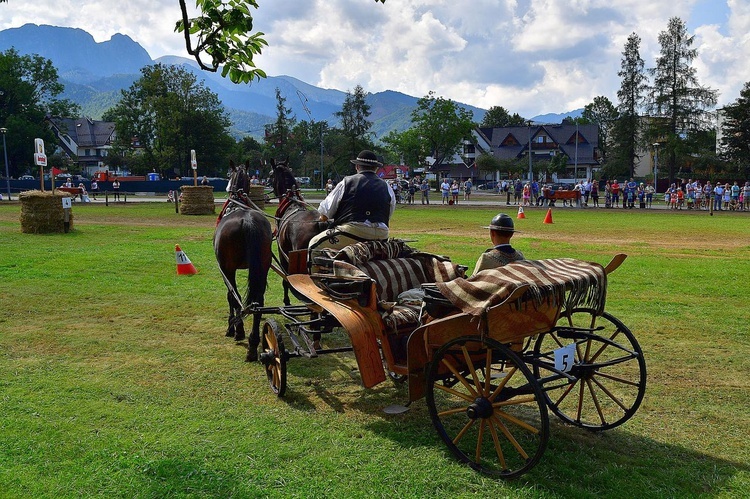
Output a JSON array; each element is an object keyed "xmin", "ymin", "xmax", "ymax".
[{"xmin": 311, "ymin": 240, "xmax": 466, "ymax": 330}]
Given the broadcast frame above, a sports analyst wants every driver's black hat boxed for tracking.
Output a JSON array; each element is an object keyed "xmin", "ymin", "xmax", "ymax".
[{"xmin": 482, "ymin": 213, "xmax": 518, "ymax": 232}]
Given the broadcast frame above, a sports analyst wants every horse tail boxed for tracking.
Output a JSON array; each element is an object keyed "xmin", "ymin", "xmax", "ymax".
[{"xmin": 242, "ymin": 213, "xmax": 272, "ymax": 309}]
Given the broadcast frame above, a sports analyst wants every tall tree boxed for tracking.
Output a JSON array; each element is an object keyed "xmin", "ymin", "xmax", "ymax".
[
  {"xmin": 382, "ymin": 127, "xmax": 423, "ymax": 168},
  {"xmin": 480, "ymin": 106, "xmax": 527, "ymax": 128},
  {"xmin": 264, "ymin": 88, "xmax": 296, "ymax": 161},
  {"xmin": 581, "ymin": 96, "xmax": 618, "ymax": 164},
  {"xmin": 648, "ymin": 17, "xmax": 718, "ymax": 182},
  {"xmin": 411, "ymin": 91, "xmax": 475, "ymax": 167},
  {"xmin": 611, "ymin": 33, "xmax": 647, "ymax": 178},
  {"xmin": 334, "ymin": 85, "xmax": 372, "ymax": 159},
  {"xmin": 0, "ymin": 48, "xmax": 80, "ymax": 177},
  {"xmin": 719, "ymin": 81, "xmax": 750, "ymax": 177},
  {"xmin": 105, "ymin": 63, "xmax": 233, "ymax": 177}
]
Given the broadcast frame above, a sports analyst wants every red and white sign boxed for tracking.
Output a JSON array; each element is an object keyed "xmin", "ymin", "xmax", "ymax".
[
  {"xmin": 190, "ymin": 149, "xmax": 197, "ymax": 170},
  {"xmin": 34, "ymin": 138, "xmax": 47, "ymax": 166}
]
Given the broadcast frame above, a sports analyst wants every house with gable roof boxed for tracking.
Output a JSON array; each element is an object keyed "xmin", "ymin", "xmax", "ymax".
[
  {"xmin": 427, "ymin": 123, "xmax": 600, "ymax": 185},
  {"xmin": 46, "ymin": 116, "xmax": 116, "ymax": 176},
  {"xmin": 481, "ymin": 123, "xmax": 601, "ymax": 183}
]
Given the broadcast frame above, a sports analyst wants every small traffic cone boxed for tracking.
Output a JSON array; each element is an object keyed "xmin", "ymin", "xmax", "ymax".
[
  {"xmin": 543, "ymin": 208, "xmax": 554, "ymax": 224},
  {"xmin": 517, "ymin": 206, "xmax": 526, "ymax": 219},
  {"xmin": 175, "ymin": 244, "xmax": 198, "ymax": 275}
]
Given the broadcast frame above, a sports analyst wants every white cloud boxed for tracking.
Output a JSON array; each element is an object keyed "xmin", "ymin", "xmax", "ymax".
[{"xmin": 1, "ymin": 0, "xmax": 743, "ymax": 118}]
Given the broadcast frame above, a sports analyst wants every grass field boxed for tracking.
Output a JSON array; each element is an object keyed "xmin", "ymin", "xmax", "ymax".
[{"xmin": 0, "ymin": 200, "xmax": 748, "ymax": 498}]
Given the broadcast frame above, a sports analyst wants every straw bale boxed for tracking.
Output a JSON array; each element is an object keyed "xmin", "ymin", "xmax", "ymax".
[
  {"xmin": 180, "ymin": 185, "xmax": 215, "ymax": 215},
  {"xmin": 19, "ymin": 190, "xmax": 74, "ymax": 233},
  {"xmin": 247, "ymin": 185, "xmax": 266, "ymax": 210}
]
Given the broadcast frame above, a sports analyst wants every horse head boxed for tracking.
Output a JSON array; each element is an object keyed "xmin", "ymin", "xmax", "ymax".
[
  {"xmin": 269, "ymin": 158, "xmax": 299, "ymax": 199},
  {"xmin": 227, "ymin": 160, "xmax": 251, "ymax": 195}
]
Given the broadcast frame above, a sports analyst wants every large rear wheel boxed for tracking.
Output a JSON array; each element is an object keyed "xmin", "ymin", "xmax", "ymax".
[
  {"xmin": 259, "ymin": 319, "xmax": 287, "ymax": 397},
  {"xmin": 426, "ymin": 336, "xmax": 549, "ymax": 478},
  {"xmin": 534, "ymin": 309, "xmax": 646, "ymax": 430}
]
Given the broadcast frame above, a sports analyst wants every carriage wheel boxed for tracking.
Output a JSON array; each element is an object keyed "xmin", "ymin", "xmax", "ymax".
[
  {"xmin": 426, "ymin": 336, "xmax": 549, "ymax": 478},
  {"xmin": 534, "ymin": 309, "xmax": 646, "ymax": 431},
  {"xmin": 260, "ymin": 319, "xmax": 287, "ymax": 397}
]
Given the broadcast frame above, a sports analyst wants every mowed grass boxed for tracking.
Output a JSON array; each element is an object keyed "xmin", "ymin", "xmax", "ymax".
[{"xmin": 0, "ymin": 200, "xmax": 748, "ymax": 498}]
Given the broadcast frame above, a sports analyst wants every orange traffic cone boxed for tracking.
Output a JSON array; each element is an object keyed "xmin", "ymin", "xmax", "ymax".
[
  {"xmin": 517, "ymin": 206, "xmax": 526, "ymax": 219},
  {"xmin": 543, "ymin": 208, "xmax": 554, "ymax": 224},
  {"xmin": 175, "ymin": 244, "xmax": 198, "ymax": 275}
]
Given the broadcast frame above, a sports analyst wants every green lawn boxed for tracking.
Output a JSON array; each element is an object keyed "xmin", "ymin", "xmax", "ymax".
[{"xmin": 0, "ymin": 201, "xmax": 748, "ymax": 497}]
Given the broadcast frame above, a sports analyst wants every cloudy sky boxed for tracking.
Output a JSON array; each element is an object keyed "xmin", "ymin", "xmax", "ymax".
[{"xmin": 2, "ymin": 0, "xmax": 747, "ymax": 118}]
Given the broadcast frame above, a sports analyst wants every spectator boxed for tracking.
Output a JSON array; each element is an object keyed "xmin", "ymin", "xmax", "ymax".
[
  {"xmin": 463, "ymin": 178, "xmax": 473, "ymax": 201},
  {"xmin": 611, "ymin": 180, "xmax": 620, "ymax": 208},
  {"xmin": 713, "ymin": 182, "xmax": 724, "ymax": 211},
  {"xmin": 743, "ymin": 181, "xmax": 750, "ymax": 211},
  {"xmin": 451, "ymin": 180, "xmax": 460, "ymax": 205},
  {"xmin": 420, "ymin": 179, "xmax": 430, "ymax": 205},
  {"xmin": 90, "ymin": 179, "xmax": 99, "ymax": 200},
  {"xmin": 112, "ymin": 179, "xmax": 121, "ymax": 201},
  {"xmin": 440, "ymin": 178, "xmax": 451, "ymax": 204}
]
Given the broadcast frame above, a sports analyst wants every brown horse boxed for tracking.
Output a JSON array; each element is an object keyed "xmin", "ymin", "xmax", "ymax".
[
  {"xmin": 214, "ymin": 161, "xmax": 272, "ymax": 361},
  {"xmin": 269, "ymin": 159, "xmax": 323, "ymax": 305}
]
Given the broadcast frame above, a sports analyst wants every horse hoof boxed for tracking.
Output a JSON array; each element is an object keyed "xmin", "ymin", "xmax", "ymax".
[
  {"xmin": 234, "ymin": 332, "xmax": 246, "ymax": 342},
  {"xmin": 246, "ymin": 350, "xmax": 258, "ymax": 362},
  {"xmin": 225, "ymin": 330, "xmax": 235, "ymax": 338}
]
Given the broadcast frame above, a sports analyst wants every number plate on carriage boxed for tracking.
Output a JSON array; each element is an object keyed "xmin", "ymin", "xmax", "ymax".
[{"xmin": 554, "ymin": 343, "xmax": 576, "ymax": 372}]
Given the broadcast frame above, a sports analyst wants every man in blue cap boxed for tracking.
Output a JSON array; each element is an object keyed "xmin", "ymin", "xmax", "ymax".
[
  {"xmin": 308, "ymin": 150, "xmax": 396, "ymax": 251},
  {"xmin": 473, "ymin": 213, "xmax": 525, "ymax": 273}
]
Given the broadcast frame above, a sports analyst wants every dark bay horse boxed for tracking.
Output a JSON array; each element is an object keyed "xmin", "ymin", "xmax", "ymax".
[
  {"xmin": 214, "ymin": 161, "xmax": 272, "ymax": 361},
  {"xmin": 269, "ymin": 159, "xmax": 323, "ymax": 305}
]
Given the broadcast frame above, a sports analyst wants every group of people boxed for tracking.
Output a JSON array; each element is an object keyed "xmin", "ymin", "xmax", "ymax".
[
  {"xmin": 663, "ymin": 180, "xmax": 750, "ymax": 211},
  {"xmin": 439, "ymin": 179, "xmax": 474, "ymax": 205}
]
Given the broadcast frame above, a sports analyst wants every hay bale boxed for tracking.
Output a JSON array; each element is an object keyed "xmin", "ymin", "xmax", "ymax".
[
  {"xmin": 180, "ymin": 185, "xmax": 215, "ymax": 215},
  {"xmin": 19, "ymin": 190, "xmax": 74, "ymax": 233},
  {"xmin": 247, "ymin": 185, "xmax": 265, "ymax": 210}
]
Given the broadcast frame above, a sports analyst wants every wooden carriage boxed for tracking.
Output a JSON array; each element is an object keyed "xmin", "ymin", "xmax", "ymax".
[{"xmin": 246, "ymin": 240, "xmax": 646, "ymax": 478}]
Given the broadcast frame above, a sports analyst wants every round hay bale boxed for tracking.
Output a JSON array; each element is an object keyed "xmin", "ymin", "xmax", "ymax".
[
  {"xmin": 180, "ymin": 185, "xmax": 215, "ymax": 215},
  {"xmin": 247, "ymin": 185, "xmax": 265, "ymax": 210},
  {"xmin": 19, "ymin": 190, "xmax": 74, "ymax": 233}
]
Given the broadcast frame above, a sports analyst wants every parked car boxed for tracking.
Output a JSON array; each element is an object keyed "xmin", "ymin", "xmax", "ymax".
[{"xmin": 20, "ymin": 175, "xmax": 35, "ymax": 180}]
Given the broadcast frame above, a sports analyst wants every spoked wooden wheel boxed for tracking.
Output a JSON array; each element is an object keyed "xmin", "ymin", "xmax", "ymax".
[
  {"xmin": 534, "ymin": 309, "xmax": 646, "ymax": 431},
  {"xmin": 259, "ymin": 319, "xmax": 287, "ymax": 397},
  {"xmin": 426, "ymin": 336, "xmax": 549, "ymax": 478}
]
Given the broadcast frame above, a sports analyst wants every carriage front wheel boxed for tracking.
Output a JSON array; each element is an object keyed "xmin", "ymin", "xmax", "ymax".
[
  {"xmin": 426, "ymin": 336, "xmax": 549, "ymax": 478},
  {"xmin": 259, "ymin": 319, "xmax": 287, "ymax": 397},
  {"xmin": 533, "ymin": 309, "xmax": 646, "ymax": 431}
]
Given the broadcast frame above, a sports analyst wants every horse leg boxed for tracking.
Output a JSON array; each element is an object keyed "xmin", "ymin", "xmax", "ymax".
[
  {"xmin": 245, "ymin": 311, "xmax": 262, "ymax": 362},
  {"xmin": 225, "ymin": 270, "xmax": 246, "ymax": 341},
  {"xmin": 282, "ymin": 280, "xmax": 291, "ymax": 306}
]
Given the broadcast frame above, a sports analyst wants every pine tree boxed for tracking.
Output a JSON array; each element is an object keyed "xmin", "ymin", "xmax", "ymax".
[
  {"xmin": 719, "ymin": 82, "xmax": 750, "ymax": 178},
  {"xmin": 334, "ymin": 85, "xmax": 372, "ymax": 158},
  {"xmin": 611, "ymin": 33, "xmax": 646, "ymax": 178},
  {"xmin": 648, "ymin": 17, "xmax": 717, "ymax": 182}
]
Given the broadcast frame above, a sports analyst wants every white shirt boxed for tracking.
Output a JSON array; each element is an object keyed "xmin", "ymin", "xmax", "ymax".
[{"xmin": 318, "ymin": 174, "xmax": 396, "ymax": 229}]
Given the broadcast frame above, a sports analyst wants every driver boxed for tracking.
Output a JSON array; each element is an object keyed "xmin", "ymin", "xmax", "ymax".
[{"xmin": 308, "ymin": 150, "xmax": 396, "ymax": 251}]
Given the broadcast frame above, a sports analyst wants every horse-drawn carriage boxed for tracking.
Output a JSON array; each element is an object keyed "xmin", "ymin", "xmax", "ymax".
[{"xmin": 214, "ymin": 162, "xmax": 647, "ymax": 478}]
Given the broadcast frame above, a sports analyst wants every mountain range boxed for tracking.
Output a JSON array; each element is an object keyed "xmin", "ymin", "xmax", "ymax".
[{"xmin": 0, "ymin": 24, "xmax": 581, "ymax": 139}]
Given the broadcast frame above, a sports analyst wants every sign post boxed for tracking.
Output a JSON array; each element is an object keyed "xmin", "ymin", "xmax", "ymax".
[
  {"xmin": 34, "ymin": 138, "xmax": 47, "ymax": 191},
  {"xmin": 191, "ymin": 149, "xmax": 198, "ymax": 186}
]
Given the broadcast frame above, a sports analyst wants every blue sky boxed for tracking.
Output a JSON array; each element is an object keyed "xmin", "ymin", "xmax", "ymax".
[{"xmin": 2, "ymin": 1, "xmax": 748, "ymax": 118}]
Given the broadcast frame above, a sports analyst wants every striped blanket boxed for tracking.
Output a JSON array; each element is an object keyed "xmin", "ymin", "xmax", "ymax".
[{"xmin": 434, "ymin": 258, "xmax": 607, "ymax": 316}]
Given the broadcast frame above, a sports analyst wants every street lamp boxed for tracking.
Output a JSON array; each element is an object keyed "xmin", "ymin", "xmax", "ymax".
[
  {"xmin": 0, "ymin": 128, "xmax": 9, "ymax": 201},
  {"xmin": 652, "ymin": 143, "xmax": 660, "ymax": 187}
]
